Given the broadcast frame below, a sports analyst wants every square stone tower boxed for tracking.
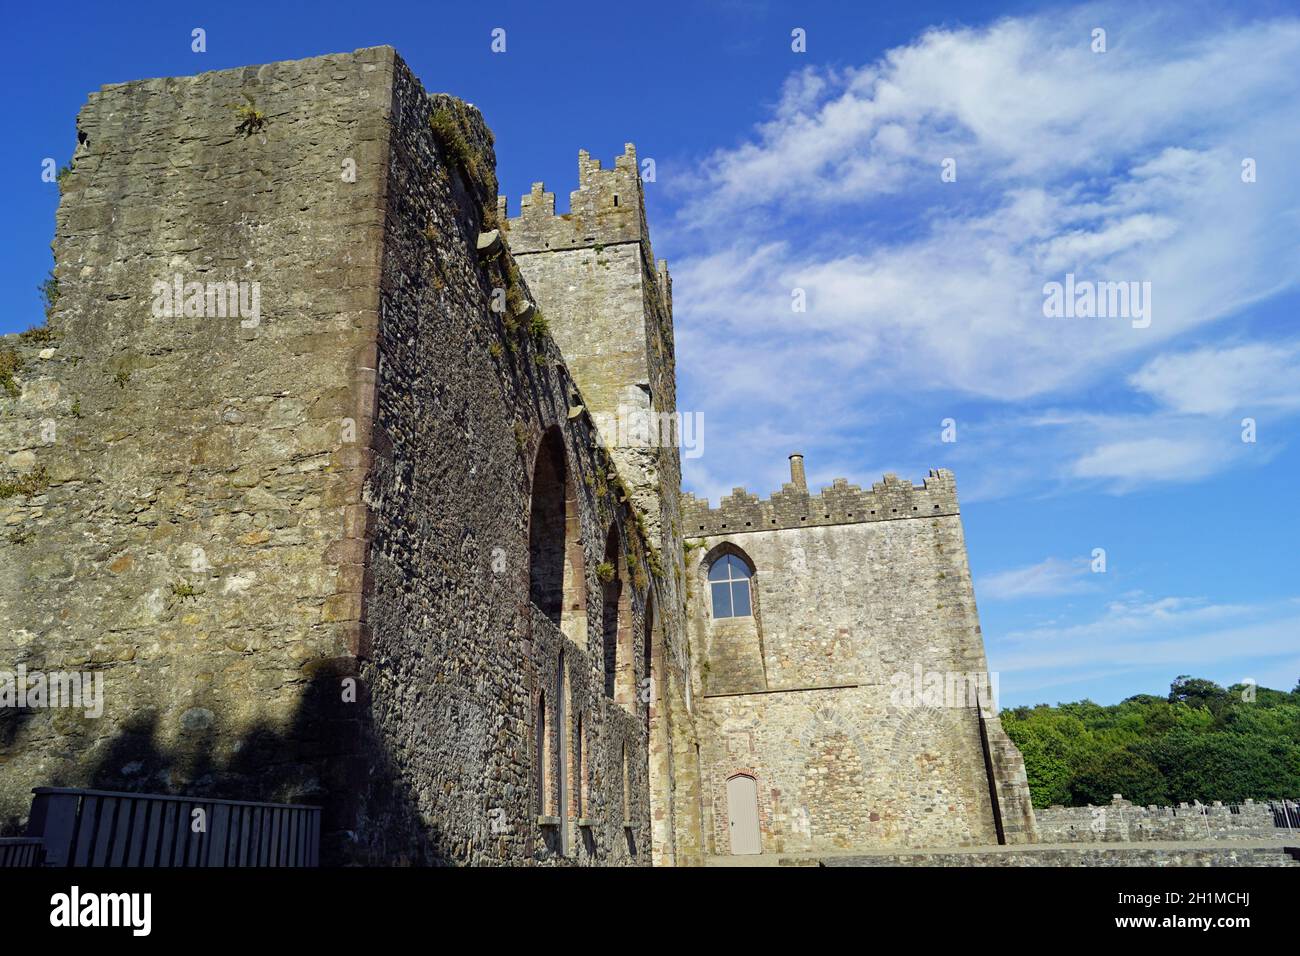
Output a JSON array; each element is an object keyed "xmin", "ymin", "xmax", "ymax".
[
  {"xmin": 502, "ymin": 146, "xmax": 679, "ymax": 551},
  {"xmin": 501, "ymin": 154, "xmax": 702, "ymax": 865},
  {"xmin": 682, "ymin": 456, "xmax": 1038, "ymax": 855}
]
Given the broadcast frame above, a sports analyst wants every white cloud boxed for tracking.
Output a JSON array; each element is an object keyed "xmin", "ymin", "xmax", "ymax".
[
  {"xmin": 979, "ymin": 556, "xmax": 1094, "ymax": 600},
  {"xmin": 682, "ymin": 12, "xmax": 1300, "ymax": 217},
  {"xmin": 989, "ymin": 595, "xmax": 1300, "ymax": 689},
  {"xmin": 1070, "ymin": 436, "xmax": 1226, "ymax": 483},
  {"xmin": 670, "ymin": 5, "xmax": 1300, "ymax": 499},
  {"xmin": 1129, "ymin": 342, "xmax": 1300, "ymax": 415}
]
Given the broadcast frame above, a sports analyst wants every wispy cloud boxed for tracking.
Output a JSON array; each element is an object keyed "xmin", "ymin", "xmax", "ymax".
[
  {"xmin": 989, "ymin": 595, "xmax": 1300, "ymax": 697},
  {"xmin": 669, "ymin": 5, "xmax": 1300, "ymax": 500},
  {"xmin": 1129, "ymin": 342, "xmax": 1300, "ymax": 416},
  {"xmin": 979, "ymin": 556, "xmax": 1095, "ymax": 600}
]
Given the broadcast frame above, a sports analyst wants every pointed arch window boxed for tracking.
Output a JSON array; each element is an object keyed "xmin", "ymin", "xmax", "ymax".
[
  {"xmin": 536, "ymin": 690, "xmax": 548, "ymax": 815},
  {"xmin": 527, "ymin": 427, "xmax": 586, "ymax": 640},
  {"xmin": 708, "ymin": 553, "xmax": 752, "ymax": 619},
  {"xmin": 601, "ymin": 523, "xmax": 634, "ymax": 706}
]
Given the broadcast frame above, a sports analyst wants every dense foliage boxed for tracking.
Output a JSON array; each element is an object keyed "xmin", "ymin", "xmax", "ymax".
[{"xmin": 1001, "ymin": 676, "xmax": 1300, "ymax": 808}]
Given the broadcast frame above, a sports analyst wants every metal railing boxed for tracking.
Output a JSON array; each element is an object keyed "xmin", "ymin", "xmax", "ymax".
[
  {"xmin": 26, "ymin": 787, "xmax": 320, "ymax": 867},
  {"xmin": 0, "ymin": 837, "xmax": 44, "ymax": 867},
  {"xmin": 1268, "ymin": 799, "xmax": 1300, "ymax": 833}
]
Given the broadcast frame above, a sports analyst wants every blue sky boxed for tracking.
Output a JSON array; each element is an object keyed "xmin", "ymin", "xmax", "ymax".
[{"xmin": 4, "ymin": 1, "xmax": 1298, "ymax": 707}]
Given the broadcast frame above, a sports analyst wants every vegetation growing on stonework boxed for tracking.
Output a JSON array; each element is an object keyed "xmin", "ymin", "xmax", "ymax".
[
  {"xmin": 0, "ymin": 345, "xmax": 22, "ymax": 398},
  {"xmin": 18, "ymin": 324, "xmax": 58, "ymax": 346},
  {"xmin": 38, "ymin": 270, "xmax": 59, "ymax": 321},
  {"xmin": 429, "ymin": 105, "xmax": 487, "ymax": 193},
  {"xmin": 170, "ymin": 581, "xmax": 201, "ymax": 601},
  {"xmin": 0, "ymin": 466, "xmax": 49, "ymax": 500},
  {"xmin": 528, "ymin": 310, "xmax": 549, "ymax": 342},
  {"xmin": 595, "ymin": 561, "xmax": 615, "ymax": 584},
  {"xmin": 232, "ymin": 95, "xmax": 268, "ymax": 137},
  {"xmin": 618, "ymin": 516, "xmax": 653, "ymax": 591},
  {"xmin": 1001, "ymin": 676, "xmax": 1300, "ymax": 808},
  {"xmin": 512, "ymin": 420, "xmax": 530, "ymax": 450},
  {"xmin": 112, "ymin": 370, "xmax": 131, "ymax": 389},
  {"xmin": 504, "ymin": 263, "xmax": 528, "ymax": 317},
  {"xmin": 645, "ymin": 547, "xmax": 664, "ymax": 580}
]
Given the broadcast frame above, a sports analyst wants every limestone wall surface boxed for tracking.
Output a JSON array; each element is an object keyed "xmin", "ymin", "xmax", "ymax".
[
  {"xmin": 684, "ymin": 465, "xmax": 1036, "ymax": 853},
  {"xmin": 503, "ymin": 146, "xmax": 699, "ymax": 866},
  {"xmin": 819, "ymin": 844, "xmax": 1299, "ymax": 866},
  {"xmin": 355, "ymin": 51, "xmax": 660, "ymax": 866},
  {"xmin": 0, "ymin": 47, "xmax": 669, "ymax": 867},
  {"xmin": 1035, "ymin": 796, "xmax": 1283, "ymax": 843},
  {"xmin": 1, "ymin": 47, "xmax": 395, "ymax": 843},
  {"xmin": 687, "ymin": 518, "xmax": 998, "ymax": 852}
]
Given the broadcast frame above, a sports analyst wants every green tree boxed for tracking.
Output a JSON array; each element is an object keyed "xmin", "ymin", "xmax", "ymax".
[
  {"xmin": 1002, "ymin": 677, "xmax": 1300, "ymax": 808},
  {"xmin": 1168, "ymin": 675, "xmax": 1230, "ymax": 715}
]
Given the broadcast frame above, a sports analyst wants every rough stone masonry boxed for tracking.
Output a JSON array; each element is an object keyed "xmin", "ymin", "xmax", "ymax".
[
  {"xmin": 0, "ymin": 46, "xmax": 1036, "ymax": 865},
  {"xmin": 683, "ymin": 461, "xmax": 1036, "ymax": 853}
]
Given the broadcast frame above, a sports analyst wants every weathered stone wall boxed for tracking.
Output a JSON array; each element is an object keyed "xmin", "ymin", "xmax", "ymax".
[
  {"xmin": 1035, "ymin": 795, "xmax": 1282, "ymax": 843},
  {"xmin": 502, "ymin": 149, "xmax": 700, "ymax": 865},
  {"xmin": 818, "ymin": 844, "xmax": 1300, "ymax": 866},
  {"xmin": 352, "ymin": 55, "xmax": 658, "ymax": 865},
  {"xmin": 979, "ymin": 707, "xmax": 1038, "ymax": 844},
  {"xmin": 685, "ymin": 458, "xmax": 1037, "ymax": 854},
  {"xmin": 1, "ymin": 47, "xmax": 667, "ymax": 867},
  {"xmin": 683, "ymin": 468, "xmax": 959, "ymax": 537},
  {"xmin": 1, "ymin": 47, "xmax": 395, "ymax": 841},
  {"xmin": 696, "ymin": 686, "xmax": 998, "ymax": 853}
]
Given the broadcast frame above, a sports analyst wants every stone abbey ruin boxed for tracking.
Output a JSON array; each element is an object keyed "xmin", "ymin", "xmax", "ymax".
[{"xmin": 3, "ymin": 43, "xmax": 1134, "ymax": 867}]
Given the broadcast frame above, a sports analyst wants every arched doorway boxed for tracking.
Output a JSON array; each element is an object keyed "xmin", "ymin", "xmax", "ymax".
[{"xmin": 726, "ymin": 774, "xmax": 761, "ymax": 855}]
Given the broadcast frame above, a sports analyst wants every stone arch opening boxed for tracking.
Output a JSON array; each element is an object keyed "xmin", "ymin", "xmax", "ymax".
[
  {"xmin": 527, "ymin": 427, "xmax": 585, "ymax": 638},
  {"xmin": 535, "ymin": 689, "xmax": 548, "ymax": 817},
  {"xmin": 643, "ymin": 596, "xmax": 656, "ymax": 734},
  {"xmin": 695, "ymin": 541, "xmax": 768, "ymax": 694},
  {"xmin": 700, "ymin": 542, "xmax": 758, "ymax": 620},
  {"xmin": 600, "ymin": 523, "xmax": 634, "ymax": 707},
  {"xmin": 644, "ymin": 591, "xmax": 678, "ymax": 865},
  {"xmin": 557, "ymin": 651, "xmax": 571, "ymax": 855}
]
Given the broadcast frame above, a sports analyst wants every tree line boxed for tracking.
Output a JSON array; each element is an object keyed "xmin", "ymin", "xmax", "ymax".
[{"xmin": 1000, "ymin": 676, "xmax": 1300, "ymax": 808}]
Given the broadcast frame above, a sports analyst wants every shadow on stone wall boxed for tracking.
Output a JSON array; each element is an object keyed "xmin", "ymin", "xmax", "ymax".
[{"xmin": 0, "ymin": 659, "xmax": 441, "ymax": 865}]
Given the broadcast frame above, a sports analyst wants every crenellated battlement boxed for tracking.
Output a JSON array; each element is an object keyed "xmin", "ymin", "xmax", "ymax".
[
  {"xmin": 682, "ymin": 456, "xmax": 959, "ymax": 537},
  {"xmin": 502, "ymin": 143, "xmax": 650, "ymax": 255}
]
